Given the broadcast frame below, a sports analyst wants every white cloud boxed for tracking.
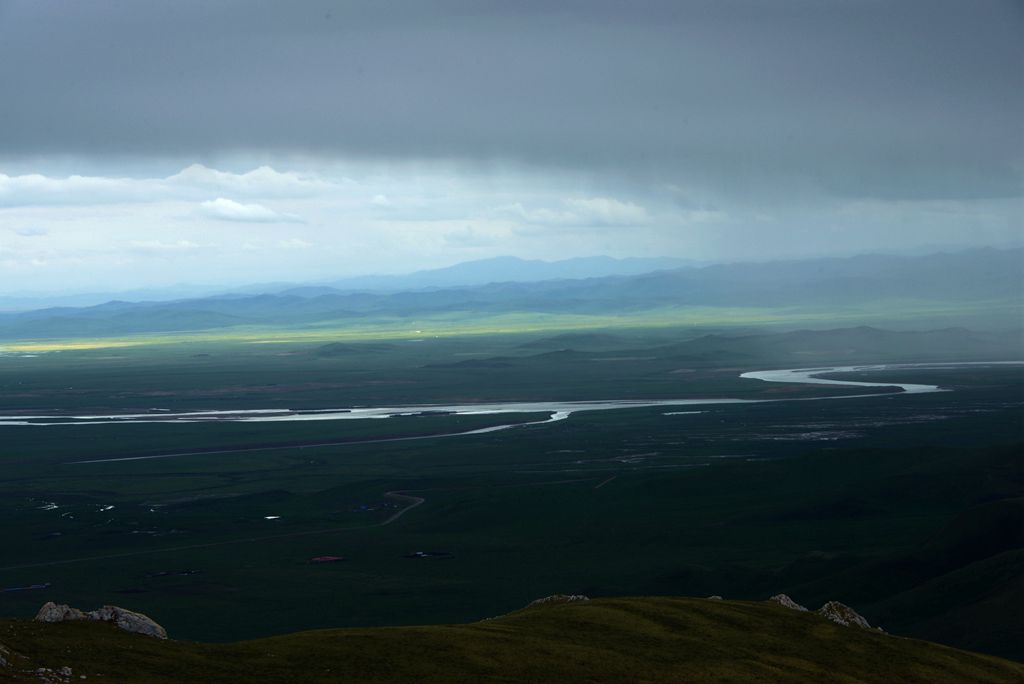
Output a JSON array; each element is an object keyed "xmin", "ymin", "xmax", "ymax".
[
  {"xmin": 278, "ymin": 238, "xmax": 312, "ymax": 249},
  {"xmin": 563, "ymin": 197, "xmax": 650, "ymax": 225},
  {"xmin": 676, "ymin": 209, "xmax": 728, "ymax": 225},
  {"xmin": 128, "ymin": 240, "xmax": 202, "ymax": 254},
  {"xmin": 166, "ymin": 164, "xmax": 334, "ymax": 197},
  {"xmin": 3, "ymin": 157, "xmax": 1014, "ymax": 296},
  {"xmin": 198, "ymin": 198, "xmax": 303, "ymax": 223},
  {"xmin": 0, "ymin": 164, "xmax": 337, "ymax": 207},
  {"xmin": 443, "ymin": 226, "xmax": 505, "ymax": 248},
  {"xmin": 0, "ymin": 172, "xmax": 143, "ymax": 207},
  {"xmin": 497, "ymin": 196, "xmax": 651, "ymax": 227}
]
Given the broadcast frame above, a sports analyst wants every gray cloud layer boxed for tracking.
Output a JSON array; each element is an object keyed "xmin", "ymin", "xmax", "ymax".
[{"xmin": 1, "ymin": 0, "xmax": 1021, "ymax": 201}]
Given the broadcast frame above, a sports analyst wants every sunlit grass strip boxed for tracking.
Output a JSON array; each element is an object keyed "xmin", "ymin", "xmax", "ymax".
[{"xmin": 0, "ymin": 299, "xmax": 1013, "ymax": 352}]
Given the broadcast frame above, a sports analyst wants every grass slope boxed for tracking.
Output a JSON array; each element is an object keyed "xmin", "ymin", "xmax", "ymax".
[{"xmin": 1, "ymin": 597, "xmax": 1022, "ymax": 683}]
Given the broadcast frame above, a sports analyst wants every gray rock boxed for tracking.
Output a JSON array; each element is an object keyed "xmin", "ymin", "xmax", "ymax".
[
  {"xmin": 34, "ymin": 603, "xmax": 86, "ymax": 623},
  {"xmin": 707, "ymin": 595, "xmax": 723, "ymax": 600},
  {"xmin": 817, "ymin": 600, "xmax": 872, "ymax": 628},
  {"xmin": 527, "ymin": 594, "xmax": 590, "ymax": 607},
  {"xmin": 767, "ymin": 594, "xmax": 808, "ymax": 611},
  {"xmin": 33, "ymin": 602, "xmax": 167, "ymax": 639},
  {"xmin": 87, "ymin": 606, "xmax": 167, "ymax": 639}
]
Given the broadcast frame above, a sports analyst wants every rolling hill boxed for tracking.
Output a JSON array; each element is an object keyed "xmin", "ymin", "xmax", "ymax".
[
  {"xmin": 1, "ymin": 596, "xmax": 1021, "ymax": 683},
  {"xmin": 0, "ymin": 248, "xmax": 1019, "ymax": 341}
]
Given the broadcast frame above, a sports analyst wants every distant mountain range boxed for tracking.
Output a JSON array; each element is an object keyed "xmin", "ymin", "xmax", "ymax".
[
  {"xmin": 0, "ymin": 248, "xmax": 1019, "ymax": 340},
  {"xmin": 296, "ymin": 255, "xmax": 703, "ymax": 294},
  {"xmin": 0, "ymin": 256, "xmax": 701, "ymax": 312}
]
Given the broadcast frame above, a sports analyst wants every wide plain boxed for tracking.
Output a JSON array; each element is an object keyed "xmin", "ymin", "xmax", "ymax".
[{"xmin": 0, "ymin": 325, "xmax": 1020, "ymax": 661}]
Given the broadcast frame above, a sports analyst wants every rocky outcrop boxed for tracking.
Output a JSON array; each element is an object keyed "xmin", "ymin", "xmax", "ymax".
[
  {"xmin": 766, "ymin": 595, "xmax": 878, "ymax": 630},
  {"xmin": 30, "ymin": 665, "xmax": 75, "ymax": 684},
  {"xmin": 34, "ymin": 603, "xmax": 85, "ymax": 623},
  {"xmin": 87, "ymin": 606, "xmax": 168, "ymax": 639},
  {"xmin": 34, "ymin": 602, "xmax": 168, "ymax": 639},
  {"xmin": 816, "ymin": 601, "xmax": 871, "ymax": 629},
  {"xmin": 527, "ymin": 594, "xmax": 590, "ymax": 607},
  {"xmin": 767, "ymin": 594, "xmax": 808, "ymax": 612}
]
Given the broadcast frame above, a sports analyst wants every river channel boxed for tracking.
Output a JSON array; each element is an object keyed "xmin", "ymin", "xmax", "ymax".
[{"xmin": 3, "ymin": 361, "xmax": 1019, "ymax": 428}]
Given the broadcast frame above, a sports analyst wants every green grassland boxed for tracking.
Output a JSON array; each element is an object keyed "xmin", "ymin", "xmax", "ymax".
[
  {"xmin": 2, "ymin": 597, "xmax": 1023, "ymax": 683},
  {"xmin": 3, "ymin": 246, "xmax": 1020, "ymax": 348},
  {"xmin": 0, "ymin": 325, "xmax": 1021, "ymax": 666},
  {"xmin": 1, "ymin": 322, "xmax": 1017, "ymax": 411},
  {"xmin": 1, "ymin": 296, "xmax": 1017, "ymax": 352}
]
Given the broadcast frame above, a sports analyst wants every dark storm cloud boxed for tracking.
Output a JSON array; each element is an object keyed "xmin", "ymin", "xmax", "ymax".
[{"xmin": 0, "ymin": 0, "xmax": 1021, "ymax": 199}]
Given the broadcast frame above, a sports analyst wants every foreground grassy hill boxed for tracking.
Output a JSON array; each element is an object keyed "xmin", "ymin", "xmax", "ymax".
[{"xmin": 1, "ymin": 597, "xmax": 1021, "ymax": 683}]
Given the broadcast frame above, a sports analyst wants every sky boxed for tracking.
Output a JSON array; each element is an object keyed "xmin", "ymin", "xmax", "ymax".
[{"xmin": 0, "ymin": 0, "xmax": 1021, "ymax": 294}]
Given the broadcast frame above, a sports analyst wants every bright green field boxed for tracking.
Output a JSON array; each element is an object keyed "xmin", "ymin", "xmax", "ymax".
[{"xmin": 1, "ymin": 297, "xmax": 1014, "ymax": 352}]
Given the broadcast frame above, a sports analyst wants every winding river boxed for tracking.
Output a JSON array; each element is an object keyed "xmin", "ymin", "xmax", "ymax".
[{"xmin": 2, "ymin": 361, "xmax": 1019, "ymax": 429}]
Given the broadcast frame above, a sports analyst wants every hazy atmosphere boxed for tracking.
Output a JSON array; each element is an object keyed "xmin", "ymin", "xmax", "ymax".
[
  {"xmin": 1, "ymin": 0, "xmax": 1021, "ymax": 293},
  {"xmin": 1, "ymin": 4, "xmax": 1023, "ymax": 680}
]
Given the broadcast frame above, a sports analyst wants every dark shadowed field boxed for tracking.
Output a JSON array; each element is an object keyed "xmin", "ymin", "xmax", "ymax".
[{"xmin": 0, "ymin": 326, "xmax": 1021, "ymax": 660}]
